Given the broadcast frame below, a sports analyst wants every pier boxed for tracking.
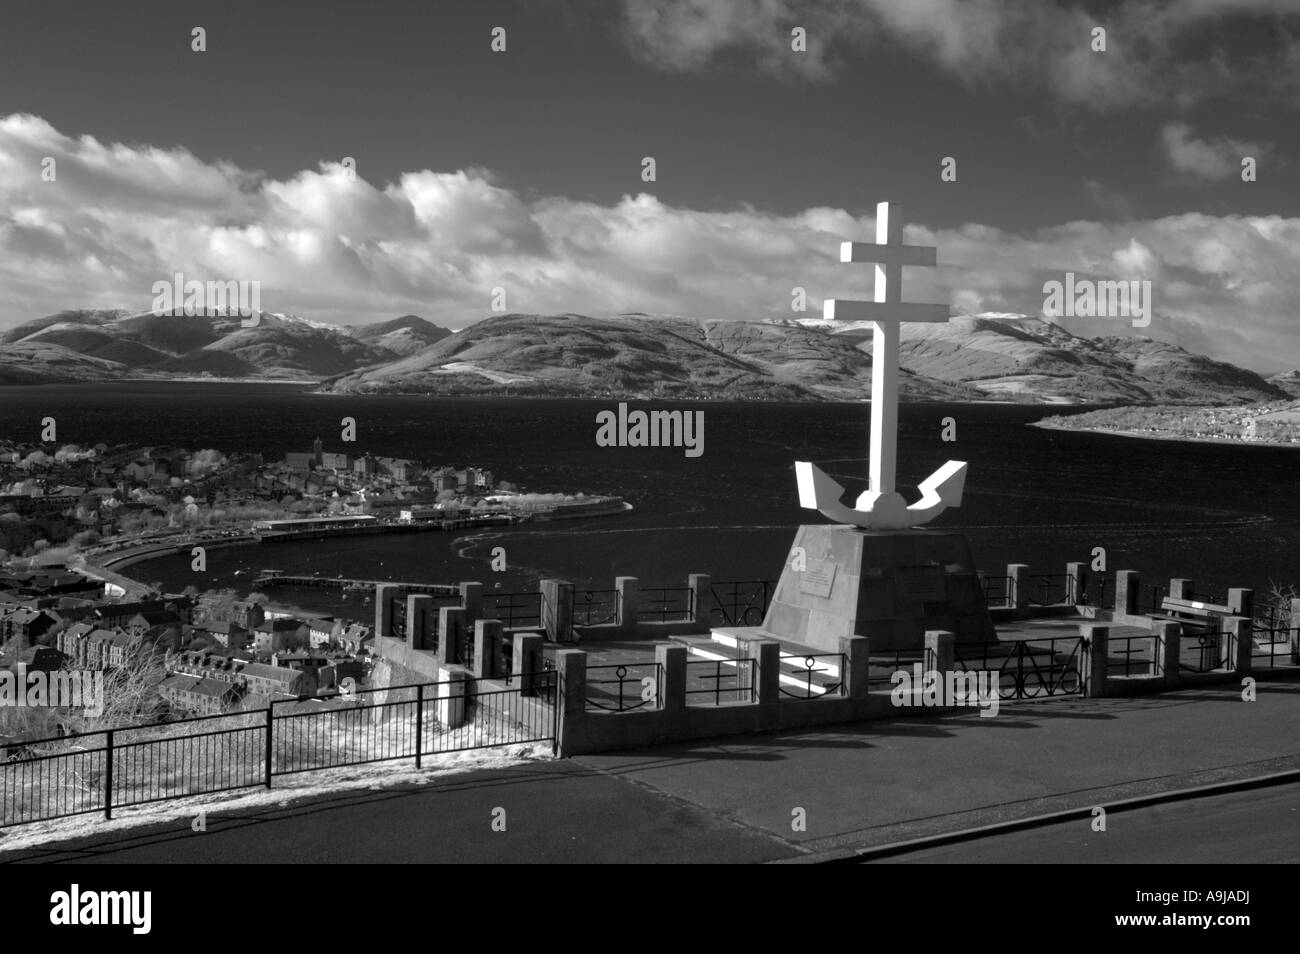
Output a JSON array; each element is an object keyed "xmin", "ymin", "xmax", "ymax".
[{"xmin": 252, "ymin": 572, "xmax": 460, "ymax": 595}]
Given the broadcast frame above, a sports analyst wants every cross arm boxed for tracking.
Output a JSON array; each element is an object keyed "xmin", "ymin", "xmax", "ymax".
[
  {"xmin": 841, "ymin": 241, "xmax": 936, "ymax": 267},
  {"xmin": 823, "ymin": 300, "xmax": 951, "ymax": 322}
]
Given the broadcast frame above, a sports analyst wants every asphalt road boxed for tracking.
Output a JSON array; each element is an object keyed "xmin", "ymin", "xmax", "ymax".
[{"xmin": 871, "ymin": 781, "xmax": 1300, "ymax": 863}]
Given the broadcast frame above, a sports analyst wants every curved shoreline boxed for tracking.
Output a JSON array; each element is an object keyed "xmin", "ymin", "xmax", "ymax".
[{"xmin": 1031, "ymin": 419, "xmax": 1300, "ymax": 450}]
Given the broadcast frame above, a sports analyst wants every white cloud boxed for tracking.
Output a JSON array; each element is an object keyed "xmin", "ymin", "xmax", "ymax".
[
  {"xmin": 615, "ymin": 0, "xmax": 1300, "ymax": 110},
  {"xmin": 1161, "ymin": 122, "xmax": 1268, "ymax": 180},
  {"xmin": 1, "ymin": 114, "xmax": 1298, "ymax": 373}
]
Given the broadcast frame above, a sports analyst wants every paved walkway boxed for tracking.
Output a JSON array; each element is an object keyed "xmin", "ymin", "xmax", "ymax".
[{"xmin": 5, "ymin": 677, "xmax": 1299, "ymax": 863}]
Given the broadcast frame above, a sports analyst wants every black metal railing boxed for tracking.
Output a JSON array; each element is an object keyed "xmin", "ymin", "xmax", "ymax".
[
  {"xmin": 574, "ymin": 589, "xmax": 621, "ymax": 627},
  {"xmin": 0, "ymin": 672, "xmax": 559, "ymax": 829},
  {"xmin": 1251, "ymin": 627, "xmax": 1296, "ymax": 670},
  {"xmin": 978, "ymin": 574, "xmax": 1011, "ymax": 607},
  {"xmin": 1177, "ymin": 632, "xmax": 1230, "ymax": 674},
  {"xmin": 481, "ymin": 591, "xmax": 543, "ymax": 630},
  {"xmin": 1107, "ymin": 635, "xmax": 1160, "ymax": 678},
  {"xmin": 954, "ymin": 638, "xmax": 1086, "ymax": 699},
  {"xmin": 778, "ymin": 653, "xmax": 845, "ymax": 699},
  {"xmin": 584, "ymin": 662, "xmax": 661, "ymax": 712},
  {"xmin": 706, "ymin": 580, "xmax": 775, "ymax": 628},
  {"xmin": 1084, "ymin": 573, "xmax": 1114, "ymax": 608},
  {"xmin": 685, "ymin": 659, "xmax": 757, "ymax": 705},
  {"xmin": 1253, "ymin": 605, "xmax": 1290, "ymax": 632},
  {"xmin": 1027, "ymin": 573, "xmax": 1073, "ymax": 606},
  {"xmin": 639, "ymin": 585, "xmax": 695, "ymax": 623},
  {"xmin": 866, "ymin": 649, "xmax": 928, "ymax": 690}
]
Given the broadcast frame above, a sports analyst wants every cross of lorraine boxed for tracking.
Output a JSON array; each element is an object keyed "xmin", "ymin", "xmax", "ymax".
[{"xmin": 795, "ymin": 200, "xmax": 967, "ymax": 530}]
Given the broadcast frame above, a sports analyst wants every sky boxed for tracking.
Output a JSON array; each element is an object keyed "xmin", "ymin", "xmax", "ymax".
[{"xmin": 0, "ymin": 0, "xmax": 1297, "ymax": 372}]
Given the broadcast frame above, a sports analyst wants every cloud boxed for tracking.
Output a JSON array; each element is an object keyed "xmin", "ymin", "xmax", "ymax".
[
  {"xmin": 615, "ymin": 0, "xmax": 1300, "ymax": 110},
  {"xmin": 1, "ymin": 114, "xmax": 1298, "ymax": 373},
  {"xmin": 1160, "ymin": 122, "xmax": 1269, "ymax": 181}
]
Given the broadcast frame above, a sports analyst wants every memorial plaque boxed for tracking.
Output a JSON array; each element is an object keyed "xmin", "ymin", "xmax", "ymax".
[
  {"xmin": 799, "ymin": 561, "xmax": 838, "ymax": 598},
  {"xmin": 896, "ymin": 565, "xmax": 946, "ymax": 603}
]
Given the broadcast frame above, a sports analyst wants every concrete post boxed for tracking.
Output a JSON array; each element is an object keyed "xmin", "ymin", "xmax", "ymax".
[
  {"xmin": 1228, "ymin": 616, "xmax": 1252, "ymax": 673},
  {"xmin": 754, "ymin": 639, "xmax": 781, "ymax": 706},
  {"xmin": 513, "ymin": 632, "xmax": 543, "ymax": 693},
  {"xmin": 688, "ymin": 573, "xmax": 712, "ymax": 628},
  {"xmin": 840, "ymin": 635, "xmax": 870, "ymax": 700},
  {"xmin": 374, "ymin": 583, "xmax": 400, "ymax": 639},
  {"xmin": 406, "ymin": 594, "xmax": 433, "ymax": 651},
  {"xmin": 1169, "ymin": 578, "xmax": 1193, "ymax": 600},
  {"xmin": 474, "ymin": 619, "xmax": 502, "ymax": 679},
  {"xmin": 1007, "ymin": 564, "xmax": 1031, "ymax": 611},
  {"xmin": 557, "ymin": 649, "xmax": 587, "ymax": 720},
  {"xmin": 1082, "ymin": 624, "xmax": 1109, "ymax": 698},
  {"xmin": 1154, "ymin": 620, "xmax": 1180, "ymax": 681},
  {"xmin": 540, "ymin": 579, "xmax": 574, "ymax": 643},
  {"xmin": 1227, "ymin": 588, "xmax": 1253, "ymax": 619},
  {"xmin": 459, "ymin": 581, "xmax": 482, "ymax": 627},
  {"xmin": 1066, "ymin": 562, "xmax": 1086, "ymax": 605},
  {"xmin": 1291, "ymin": 598, "xmax": 1300, "ymax": 665},
  {"xmin": 1115, "ymin": 571, "xmax": 1140, "ymax": 616},
  {"xmin": 438, "ymin": 606, "xmax": 466, "ymax": 667},
  {"xmin": 615, "ymin": 576, "xmax": 639, "ymax": 633},
  {"xmin": 655, "ymin": 643, "xmax": 686, "ymax": 713},
  {"xmin": 435, "ymin": 666, "xmax": 469, "ymax": 728},
  {"xmin": 924, "ymin": 629, "xmax": 955, "ymax": 676}
]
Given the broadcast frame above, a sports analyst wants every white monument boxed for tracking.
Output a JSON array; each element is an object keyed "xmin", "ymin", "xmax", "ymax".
[
  {"xmin": 796, "ymin": 201, "xmax": 966, "ymax": 529},
  {"xmin": 735, "ymin": 201, "xmax": 994, "ymax": 652}
]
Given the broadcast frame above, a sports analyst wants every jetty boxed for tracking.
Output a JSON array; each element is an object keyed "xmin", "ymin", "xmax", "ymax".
[{"xmin": 252, "ymin": 571, "xmax": 460, "ymax": 595}]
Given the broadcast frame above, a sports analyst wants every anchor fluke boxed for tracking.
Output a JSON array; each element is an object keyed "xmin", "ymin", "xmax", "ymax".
[{"xmin": 795, "ymin": 459, "xmax": 967, "ymax": 530}]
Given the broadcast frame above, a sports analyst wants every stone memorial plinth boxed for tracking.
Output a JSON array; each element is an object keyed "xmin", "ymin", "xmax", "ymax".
[{"xmin": 763, "ymin": 524, "xmax": 994, "ymax": 652}]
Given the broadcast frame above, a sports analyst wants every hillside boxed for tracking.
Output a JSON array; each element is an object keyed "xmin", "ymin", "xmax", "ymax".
[
  {"xmin": 0, "ymin": 307, "xmax": 1286, "ymax": 405},
  {"xmin": 0, "ymin": 310, "xmax": 452, "ymax": 382},
  {"xmin": 350, "ymin": 314, "xmax": 452, "ymax": 356},
  {"xmin": 1268, "ymin": 370, "xmax": 1300, "ymax": 398},
  {"xmin": 317, "ymin": 312, "xmax": 980, "ymax": 401},
  {"xmin": 0, "ymin": 341, "xmax": 127, "ymax": 385},
  {"xmin": 798, "ymin": 314, "xmax": 1286, "ymax": 405}
]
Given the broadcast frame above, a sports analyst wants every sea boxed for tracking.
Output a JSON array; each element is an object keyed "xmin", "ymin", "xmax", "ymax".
[{"xmin": 2, "ymin": 382, "xmax": 1296, "ymax": 619}]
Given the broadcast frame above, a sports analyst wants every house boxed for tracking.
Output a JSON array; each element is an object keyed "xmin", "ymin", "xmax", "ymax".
[
  {"xmin": 158, "ymin": 674, "xmax": 240, "ymax": 716},
  {"xmin": 238, "ymin": 662, "xmax": 316, "ymax": 698},
  {"xmin": 81, "ymin": 628, "xmax": 122, "ymax": 669},
  {"xmin": 335, "ymin": 622, "xmax": 371, "ymax": 653},
  {"xmin": 167, "ymin": 650, "xmax": 246, "ymax": 684},
  {"xmin": 305, "ymin": 617, "xmax": 341, "ymax": 649},
  {"xmin": 128, "ymin": 609, "xmax": 184, "ymax": 641},
  {"xmin": 0, "ymin": 607, "xmax": 58, "ymax": 647},
  {"xmin": 105, "ymin": 631, "xmax": 143, "ymax": 668},
  {"xmin": 92, "ymin": 597, "xmax": 194, "ymax": 630},
  {"xmin": 188, "ymin": 619, "xmax": 250, "ymax": 650},
  {"xmin": 254, "ymin": 618, "xmax": 310, "ymax": 653},
  {"xmin": 6, "ymin": 644, "xmax": 66, "ymax": 673}
]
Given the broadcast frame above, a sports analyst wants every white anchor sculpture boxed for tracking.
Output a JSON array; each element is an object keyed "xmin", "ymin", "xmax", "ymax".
[{"xmin": 797, "ymin": 201, "xmax": 967, "ymax": 530}]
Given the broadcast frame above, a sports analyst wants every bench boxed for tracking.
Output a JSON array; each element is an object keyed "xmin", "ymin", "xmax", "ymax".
[{"xmin": 1152, "ymin": 596, "xmax": 1232, "ymax": 631}]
